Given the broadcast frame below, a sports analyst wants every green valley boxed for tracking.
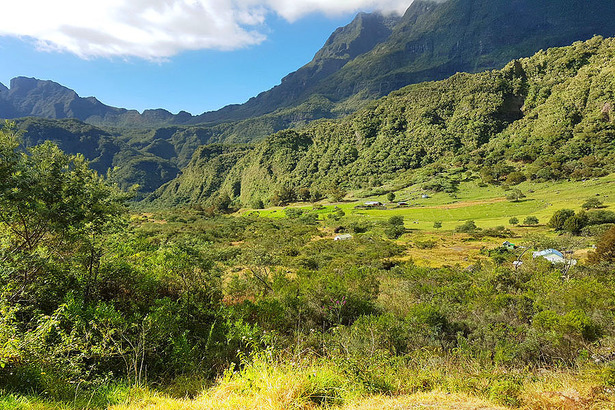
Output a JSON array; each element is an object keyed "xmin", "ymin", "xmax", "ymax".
[{"xmin": 2, "ymin": 3, "xmax": 615, "ymax": 409}]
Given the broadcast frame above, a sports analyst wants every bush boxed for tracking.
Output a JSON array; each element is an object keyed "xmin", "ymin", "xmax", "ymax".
[
  {"xmin": 548, "ymin": 209, "xmax": 575, "ymax": 230},
  {"xmin": 589, "ymin": 226, "xmax": 615, "ymax": 263},
  {"xmin": 581, "ymin": 223, "xmax": 615, "ymax": 237},
  {"xmin": 582, "ymin": 197, "xmax": 604, "ymax": 210},
  {"xmin": 523, "ymin": 216, "xmax": 539, "ymax": 225},
  {"xmin": 455, "ymin": 220, "xmax": 478, "ymax": 233},
  {"xmin": 489, "ymin": 379, "xmax": 522, "ymax": 407},
  {"xmin": 509, "ymin": 217, "xmax": 519, "ymax": 225}
]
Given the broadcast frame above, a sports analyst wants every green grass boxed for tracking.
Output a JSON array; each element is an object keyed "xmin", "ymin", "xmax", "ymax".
[{"xmin": 241, "ymin": 174, "xmax": 615, "ymax": 231}]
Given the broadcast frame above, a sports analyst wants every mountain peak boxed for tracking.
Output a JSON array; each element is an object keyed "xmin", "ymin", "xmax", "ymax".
[
  {"xmin": 8, "ymin": 76, "xmax": 76, "ymax": 98},
  {"xmin": 313, "ymin": 11, "xmax": 399, "ymax": 61},
  {"xmin": 0, "ymin": 82, "xmax": 7, "ymax": 93}
]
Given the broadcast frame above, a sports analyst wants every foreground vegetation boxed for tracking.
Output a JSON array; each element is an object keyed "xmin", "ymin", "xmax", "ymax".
[{"xmin": 1, "ymin": 122, "xmax": 615, "ymax": 408}]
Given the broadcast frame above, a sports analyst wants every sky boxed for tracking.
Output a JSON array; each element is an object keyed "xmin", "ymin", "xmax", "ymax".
[{"xmin": 0, "ymin": 0, "xmax": 412, "ymax": 115}]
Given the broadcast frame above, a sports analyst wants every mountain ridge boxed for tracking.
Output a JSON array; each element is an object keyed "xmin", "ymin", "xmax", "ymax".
[
  {"xmin": 147, "ymin": 36, "xmax": 615, "ymax": 207},
  {"xmin": 3, "ymin": 0, "xmax": 615, "ymax": 130}
]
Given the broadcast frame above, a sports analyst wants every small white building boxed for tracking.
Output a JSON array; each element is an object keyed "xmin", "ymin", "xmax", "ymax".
[
  {"xmin": 364, "ymin": 201, "xmax": 382, "ymax": 207},
  {"xmin": 532, "ymin": 249, "xmax": 577, "ymax": 266},
  {"xmin": 334, "ymin": 234, "xmax": 353, "ymax": 241}
]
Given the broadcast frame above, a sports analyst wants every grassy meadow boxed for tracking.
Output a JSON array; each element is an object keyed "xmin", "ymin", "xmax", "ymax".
[{"xmin": 2, "ymin": 163, "xmax": 615, "ymax": 409}]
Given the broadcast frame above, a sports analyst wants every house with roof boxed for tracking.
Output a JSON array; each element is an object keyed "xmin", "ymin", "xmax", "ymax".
[{"xmin": 532, "ymin": 249, "xmax": 577, "ymax": 265}]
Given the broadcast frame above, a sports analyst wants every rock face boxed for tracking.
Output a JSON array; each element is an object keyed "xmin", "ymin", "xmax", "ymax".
[{"xmin": 194, "ymin": 0, "xmax": 615, "ymax": 123}]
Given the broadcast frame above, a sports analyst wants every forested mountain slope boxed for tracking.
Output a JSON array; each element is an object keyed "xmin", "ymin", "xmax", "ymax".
[
  {"xmin": 13, "ymin": 118, "xmax": 180, "ymax": 194},
  {"xmin": 149, "ymin": 36, "xmax": 615, "ymax": 207}
]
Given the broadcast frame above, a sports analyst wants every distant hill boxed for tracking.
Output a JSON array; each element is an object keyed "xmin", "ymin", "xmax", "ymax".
[
  {"xmin": 0, "ymin": 77, "xmax": 194, "ymax": 128},
  {"xmin": 13, "ymin": 118, "xmax": 180, "ymax": 195},
  {"xmin": 148, "ymin": 36, "xmax": 615, "ymax": 207}
]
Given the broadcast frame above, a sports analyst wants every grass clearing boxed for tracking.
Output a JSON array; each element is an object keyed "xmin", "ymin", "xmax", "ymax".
[{"xmin": 241, "ymin": 174, "xmax": 615, "ymax": 232}]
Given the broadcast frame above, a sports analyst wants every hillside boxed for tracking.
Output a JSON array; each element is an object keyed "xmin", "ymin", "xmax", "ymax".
[
  {"xmin": 3, "ymin": 0, "xmax": 615, "ymax": 132},
  {"xmin": 149, "ymin": 36, "xmax": 615, "ymax": 207},
  {"xmin": 194, "ymin": 0, "xmax": 615, "ymax": 124},
  {"xmin": 13, "ymin": 118, "xmax": 181, "ymax": 194}
]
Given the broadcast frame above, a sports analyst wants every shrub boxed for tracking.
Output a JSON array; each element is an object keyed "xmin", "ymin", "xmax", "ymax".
[
  {"xmin": 523, "ymin": 216, "xmax": 539, "ymax": 225},
  {"xmin": 455, "ymin": 220, "xmax": 478, "ymax": 233},
  {"xmin": 509, "ymin": 217, "xmax": 519, "ymax": 225},
  {"xmin": 489, "ymin": 379, "xmax": 522, "ymax": 407},
  {"xmin": 589, "ymin": 226, "xmax": 615, "ymax": 263},
  {"xmin": 582, "ymin": 197, "xmax": 603, "ymax": 210},
  {"xmin": 548, "ymin": 209, "xmax": 575, "ymax": 230}
]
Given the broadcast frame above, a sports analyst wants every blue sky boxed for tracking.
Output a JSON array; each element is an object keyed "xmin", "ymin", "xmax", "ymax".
[{"xmin": 0, "ymin": 1, "xmax": 411, "ymax": 115}]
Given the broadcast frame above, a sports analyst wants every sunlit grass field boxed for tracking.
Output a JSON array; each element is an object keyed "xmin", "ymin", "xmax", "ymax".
[{"xmin": 245, "ymin": 174, "xmax": 615, "ymax": 232}]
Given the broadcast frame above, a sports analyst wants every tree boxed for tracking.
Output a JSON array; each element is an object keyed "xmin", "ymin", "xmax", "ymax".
[
  {"xmin": 589, "ymin": 226, "xmax": 615, "ymax": 263},
  {"xmin": 509, "ymin": 217, "xmax": 519, "ymax": 225},
  {"xmin": 385, "ymin": 216, "xmax": 405, "ymax": 239},
  {"xmin": 433, "ymin": 221, "xmax": 442, "ymax": 229},
  {"xmin": 523, "ymin": 216, "xmax": 539, "ymax": 226},
  {"xmin": 213, "ymin": 193, "xmax": 233, "ymax": 213},
  {"xmin": 506, "ymin": 171, "xmax": 526, "ymax": 186},
  {"xmin": 506, "ymin": 188, "xmax": 526, "ymax": 202},
  {"xmin": 548, "ymin": 209, "xmax": 575, "ymax": 231},
  {"xmin": 388, "ymin": 216, "xmax": 404, "ymax": 226},
  {"xmin": 0, "ymin": 133, "xmax": 125, "ymax": 255},
  {"xmin": 0, "ymin": 124, "xmax": 126, "ymax": 298},
  {"xmin": 270, "ymin": 185, "xmax": 296, "ymax": 206},
  {"xmin": 298, "ymin": 187, "xmax": 311, "ymax": 202},
  {"xmin": 582, "ymin": 197, "xmax": 603, "ymax": 210},
  {"xmin": 563, "ymin": 212, "xmax": 588, "ymax": 235},
  {"xmin": 387, "ymin": 192, "xmax": 396, "ymax": 202},
  {"xmin": 328, "ymin": 185, "xmax": 347, "ymax": 202},
  {"xmin": 310, "ymin": 189, "xmax": 323, "ymax": 203}
]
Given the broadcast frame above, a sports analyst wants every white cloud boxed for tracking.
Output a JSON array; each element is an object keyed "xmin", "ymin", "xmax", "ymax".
[
  {"xmin": 0, "ymin": 0, "xmax": 412, "ymax": 59},
  {"xmin": 262, "ymin": 0, "xmax": 410, "ymax": 21}
]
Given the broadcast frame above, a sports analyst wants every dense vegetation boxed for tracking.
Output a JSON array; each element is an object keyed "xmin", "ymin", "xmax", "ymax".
[
  {"xmin": 3, "ymin": 30, "xmax": 615, "ymax": 410},
  {"xmin": 150, "ymin": 36, "xmax": 615, "ymax": 208},
  {"xmin": 2, "ymin": 119, "xmax": 615, "ymax": 407}
]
